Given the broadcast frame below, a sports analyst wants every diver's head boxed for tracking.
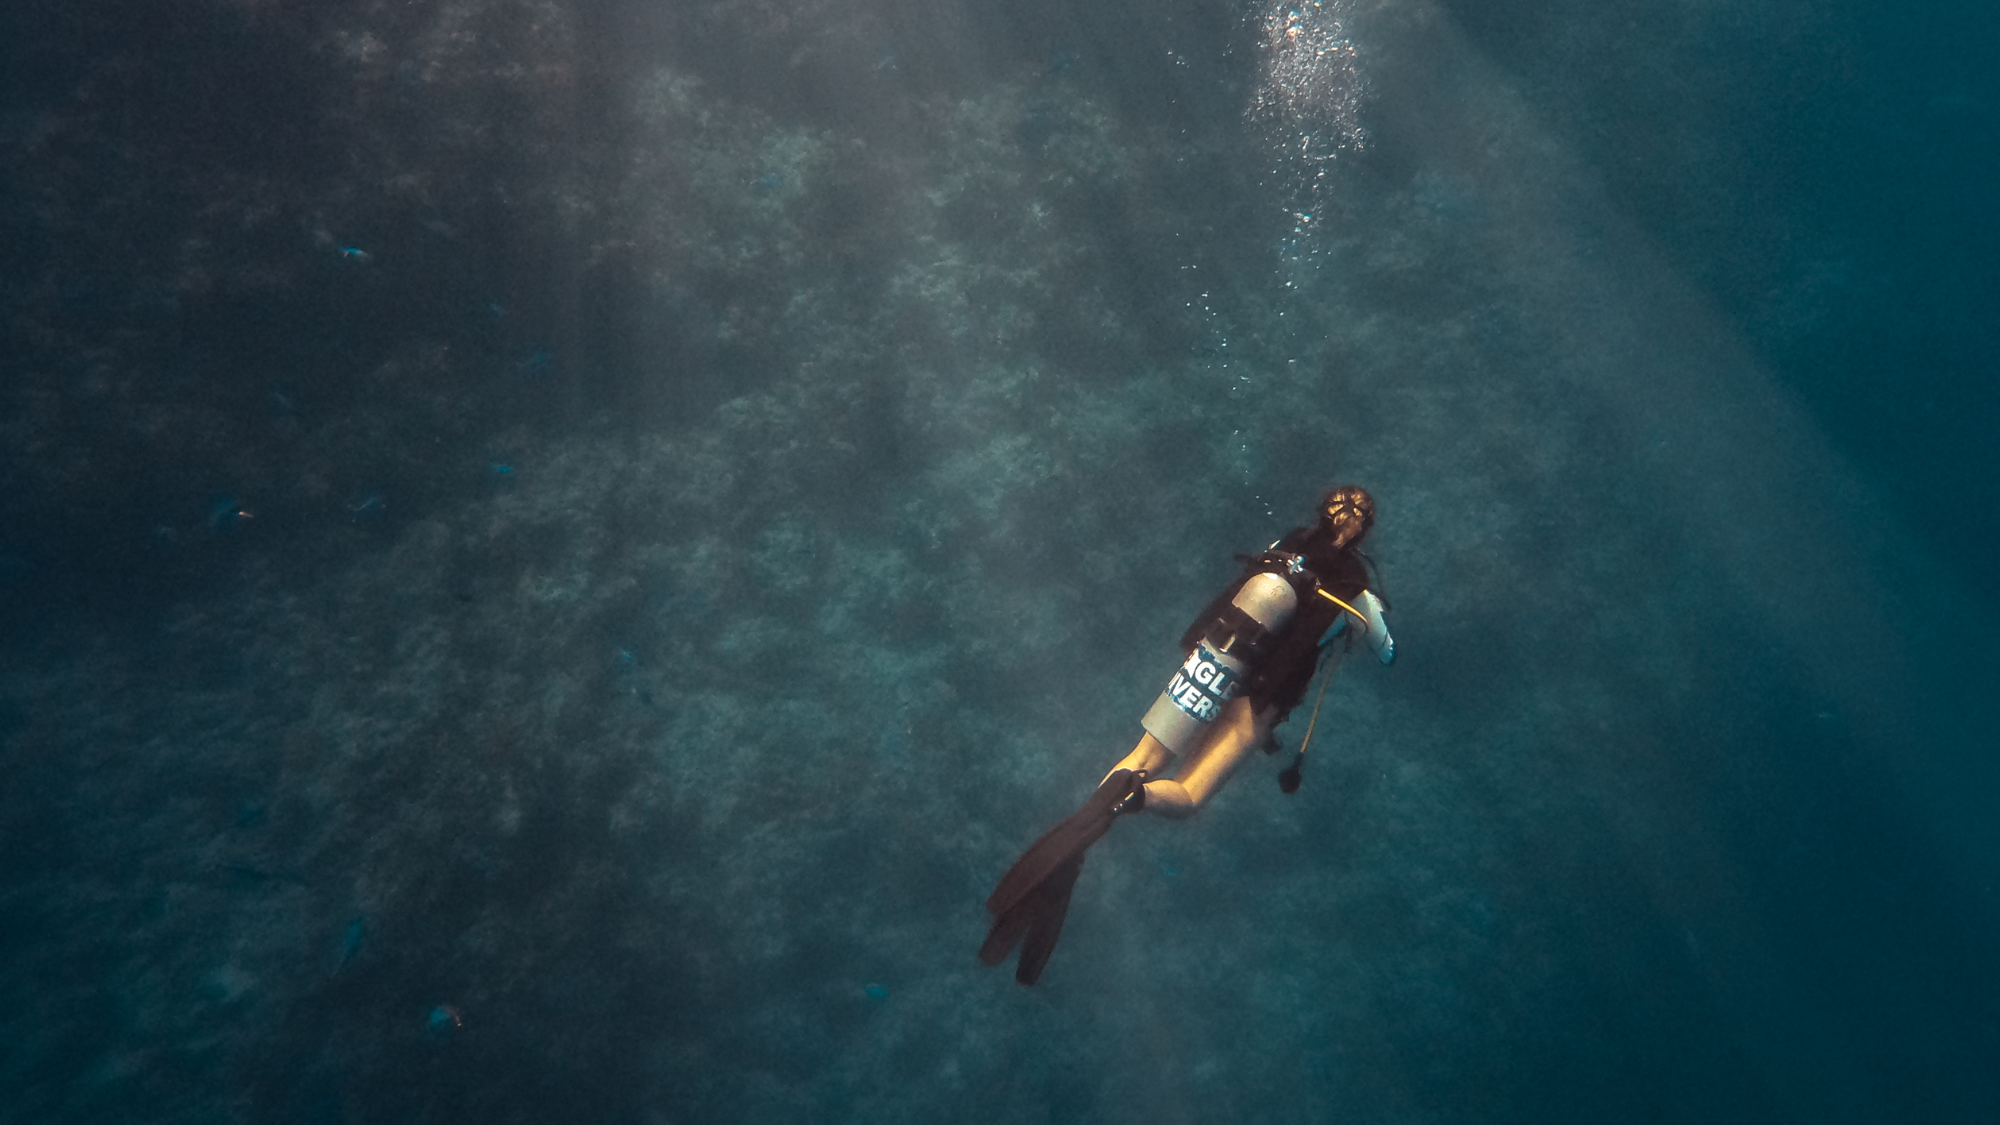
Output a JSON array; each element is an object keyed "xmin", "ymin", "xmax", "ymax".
[{"xmin": 1318, "ymin": 485, "xmax": 1375, "ymax": 549}]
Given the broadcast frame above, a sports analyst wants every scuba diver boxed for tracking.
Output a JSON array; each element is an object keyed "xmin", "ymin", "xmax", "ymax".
[{"xmin": 979, "ymin": 486, "xmax": 1394, "ymax": 985}]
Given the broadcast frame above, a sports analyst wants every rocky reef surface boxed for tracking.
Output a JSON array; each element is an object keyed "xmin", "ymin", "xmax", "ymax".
[{"xmin": 2, "ymin": 1, "xmax": 1994, "ymax": 1122}]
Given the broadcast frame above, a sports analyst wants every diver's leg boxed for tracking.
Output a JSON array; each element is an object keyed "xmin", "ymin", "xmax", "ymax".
[
  {"xmin": 1145, "ymin": 697, "xmax": 1274, "ymax": 816},
  {"xmin": 1103, "ymin": 731, "xmax": 1202, "ymax": 818},
  {"xmin": 1135, "ymin": 775, "xmax": 1198, "ymax": 818},
  {"xmin": 1103, "ymin": 732, "xmax": 1175, "ymax": 786}
]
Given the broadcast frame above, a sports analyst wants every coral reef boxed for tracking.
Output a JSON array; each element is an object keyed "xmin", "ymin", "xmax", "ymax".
[{"xmin": 1, "ymin": 0, "xmax": 1994, "ymax": 1123}]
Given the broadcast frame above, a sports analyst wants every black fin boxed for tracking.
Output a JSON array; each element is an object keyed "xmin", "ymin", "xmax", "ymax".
[
  {"xmin": 1013, "ymin": 853, "xmax": 1085, "ymax": 985},
  {"xmin": 979, "ymin": 770, "xmax": 1136, "ymax": 984},
  {"xmin": 985, "ymin": 770, "xmax": 1133, "ymax": 918},
  {"xmin": 978, "ymin": 902, "xmax": 1033, "ymax": 967}
]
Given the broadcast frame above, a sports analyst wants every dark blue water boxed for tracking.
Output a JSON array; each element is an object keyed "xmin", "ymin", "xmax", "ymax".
[{"xmin": 3, "ymin": 1, "xmax": 1995, "ymax": 1122}]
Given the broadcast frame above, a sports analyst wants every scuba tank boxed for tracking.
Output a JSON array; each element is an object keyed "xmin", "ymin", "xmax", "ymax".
[{"xmin": 1139, "ymin": 571, "xmax": 1298, "ymax": 755}]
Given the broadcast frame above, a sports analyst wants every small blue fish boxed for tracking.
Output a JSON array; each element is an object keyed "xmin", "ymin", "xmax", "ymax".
[
  {"xmin": 863, "ymin": 983, "xmax": 889, "ymax": 1000},
  {"xmin": 208, "ymin": 495, "xmax": 253, "ymax": 530},
  {"xmin": 338, "ymin": 246, "xmax": 371, "ymax": 263},
  {"xmin": 338, "ymin": 916, "xmax": 367, "ymax": 968},
  {"xmin": 427, "ymin": 1003, "xmax": 464, "ymax": 1033}
]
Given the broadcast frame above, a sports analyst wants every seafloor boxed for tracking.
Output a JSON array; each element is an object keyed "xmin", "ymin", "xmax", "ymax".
[{"xmin": 2, "ymin": 0, "xmax": 1995, "ymax": 1122}]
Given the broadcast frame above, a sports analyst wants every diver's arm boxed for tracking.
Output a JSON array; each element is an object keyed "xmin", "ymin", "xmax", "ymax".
[
  {"xmin": 1355, "ymin": 588, "xmax": 1394, "ymax": 664},
  {"xmin": 1314, "ymin": 585, "xmax": 1394, "ymax": 667}
]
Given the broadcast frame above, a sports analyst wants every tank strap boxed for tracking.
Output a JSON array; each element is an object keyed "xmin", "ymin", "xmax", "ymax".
[{"xmin": 1202, "ymin": 602, "xmax": 1272, "ymax": 659}]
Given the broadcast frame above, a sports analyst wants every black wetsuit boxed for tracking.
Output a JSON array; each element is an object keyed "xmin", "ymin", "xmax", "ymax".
[{"xmin": 1178, "ymin": 522, "xmax": 1373, "ymax": 717}]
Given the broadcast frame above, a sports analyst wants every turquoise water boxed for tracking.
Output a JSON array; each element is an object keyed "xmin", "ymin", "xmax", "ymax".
[{"xmin": 2, "ymin": 1, "xmax": 1995, "ymax": 1121}]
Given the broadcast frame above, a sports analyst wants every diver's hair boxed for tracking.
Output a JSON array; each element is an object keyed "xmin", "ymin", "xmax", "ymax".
[{"xmin": 1319, "ymin": 485, "xmax": 1375, "ymax": 532}]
